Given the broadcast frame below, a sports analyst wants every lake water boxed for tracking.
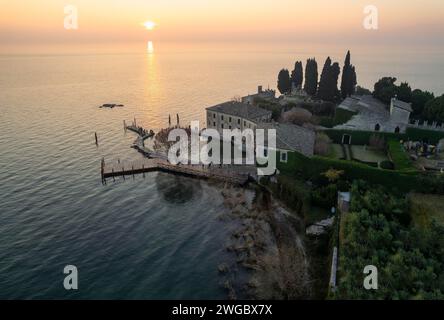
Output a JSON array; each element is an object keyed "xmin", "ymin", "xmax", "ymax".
[{"xmin": 0, "ymin": 41, "xmax": 443, "ymax": 299}]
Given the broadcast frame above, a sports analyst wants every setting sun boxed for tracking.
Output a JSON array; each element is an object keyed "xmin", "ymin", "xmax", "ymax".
[{"xmin": 143, "ymin": 21, "xmax": 157, "ymax": 31}]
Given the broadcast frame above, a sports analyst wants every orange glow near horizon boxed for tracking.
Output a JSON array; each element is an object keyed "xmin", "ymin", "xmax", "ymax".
[{"xmin": 0, "ymin": 0, "xmax": 443, "ymax": 51}]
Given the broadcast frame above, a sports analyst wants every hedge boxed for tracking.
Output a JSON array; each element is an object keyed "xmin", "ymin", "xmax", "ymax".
[
  {"xmin": 324, "ymin": 128, "xmax": 444, "ymax": 145},
  {"xmin": 405, "ymin": 128, "xmax": 444, "ymax": 144},
  {"xmin": 319, "ymin": 109, "xmax": 357, "ymax": 129},
  {"xmin": 324, "ymin": 129, "xmax": 405, "ymax": 145},
  {"xmin": 277, "ymin": 151, "xmax": 420, "ymax": 193}
]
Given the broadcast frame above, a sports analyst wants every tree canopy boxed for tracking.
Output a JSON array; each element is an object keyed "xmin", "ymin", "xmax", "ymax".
[
  {"xmin": 373, "ymin": 77, "xmax": 398, "ymax": 104},
  {"xmin": 340, "ymin": 51, "xmax": 357, "ymax": 98},
  {"xmin": 423, "ymin": 95, "xmax": 444, "ymax": 122},
  {"xmin": 397, "ymin": 82, "xmax": 412, "ymax": 103},
  {"xmin": 318, "ymin": 57, "xmax": 340, "ymax": 102},
  {"xmin": 304, "ymin": 58, "xmax": 318, "ymax": 96},
  {"xmin": 337, "ymin": 181, "xmax": 444, "ymax": 300},
  {"xmin": 277, "ymin": 69, "xmax": 291, "ymax": 94},
  {"xmin": 291, "ymin": 61, "xmax": 304, "ymax": 89},
  {"xmin": 411, "ymin": 89, "xmax": 435, "ymax": 117}
]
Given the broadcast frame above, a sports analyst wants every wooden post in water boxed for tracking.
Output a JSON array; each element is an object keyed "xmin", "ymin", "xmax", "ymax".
[
  {"xmin": 134, "ymin": 117, "xmax": 137, "ymax": 127},
  {"xmin": 176, "ymin": 113, "xmax": 179, "ymax": 127},
  {"xmin": 100, "ymin": 158, "xmax": 104, "ymax": 182},
  {"xmin": 123, "ymin": 120, "xmax": 127, "ymax": 132},
  {"xmin": 95, "ymin": 132, "xmax": 98, "ymax": 146}
]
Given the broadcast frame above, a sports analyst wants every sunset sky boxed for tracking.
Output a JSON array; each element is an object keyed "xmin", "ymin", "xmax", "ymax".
[{"xmin": 1, "ymin": 0, "xmax": 443, "ymax": 51}]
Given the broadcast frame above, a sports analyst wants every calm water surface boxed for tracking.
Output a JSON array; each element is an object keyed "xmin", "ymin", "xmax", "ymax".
[{"xmin": 0, "ymin": 42, "xmax": 443, "ymax": 299}]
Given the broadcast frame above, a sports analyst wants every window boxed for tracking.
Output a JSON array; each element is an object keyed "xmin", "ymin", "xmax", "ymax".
[
  {"xmin": 229, "ymin": 125, "xmax": 232, "ymax": 129},
  {"xmin": 263, "ymin": 148, "xmax": 268, "ymax": 157},
  {"xmin": 213, "ymin": 122, "xmax": 216, "ymax": 126},
  {"xmin": 221, "ymin": 124, "xmax": 224, "ymax": 129},
  {"xmin": 238, "ymin": 119, "xmax": 241, "ymax": 124},
  {"xmin": 229, "ymin": 117, "xmax": 232, "ymax": 122},
  {"xmin": 375, "ymin": 123, "xmax": 380, "ymax": 131},
  {"xmin": 221, "ymin": 115, "xmax": 224, "ymax": 121},
  {"xmin": 213, "ymin": 113, "xmax": 216, "ymax": 118},
  {"xmin": 244, "ymin": 121, "xmax": 246, "ymax": 126},
  {"xmin": 280, "ymin": 151, "xmax": 288, "ymax": 163},
  {"xmin": 395, "ymin": 126, "xmax": 400, "ymax": 133}
]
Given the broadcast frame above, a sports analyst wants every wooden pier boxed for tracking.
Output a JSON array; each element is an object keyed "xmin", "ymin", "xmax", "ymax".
[
  {"xmin": 125, "ymin": 123, "xmax": 154, "ymax": 140},
  {"xmin": 102, "ymin": 117, "xmax": 255, "ymax": 185},
  {"xmin": 101, "ymin": 158, "xmax": 253, "ymax": 185}
]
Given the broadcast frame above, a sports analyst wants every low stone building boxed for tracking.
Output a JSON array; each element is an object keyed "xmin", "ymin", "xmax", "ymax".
[
  {"xmin": 206, "ymin": 101, "xmax": 315, "ymax": 159},
  {"xmin": 256, "ymin": 122, "xmax": 316, "ymax": 159},
  {"xmin": 241, "ymin": 85, "xmax": 276, "ymax": 105},
  {"xmin": 206, "ymin": 101, "xmax": 272, "ymax": 133},
  {"xmin": 334, "ymin": 95, "xmax": 412, "ymax": 134}
]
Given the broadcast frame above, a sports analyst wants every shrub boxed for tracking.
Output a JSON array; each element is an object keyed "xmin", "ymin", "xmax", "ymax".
[
  {"xmin": 314, "ymin": 132, "xmax": 332, "ymax": 156},
  {"xmin": 281, "ymin": 107, "xmax": 312, "ymax": 125},
  {"xmin": 380, "ymin": 160, "xmax": 395, "ymax": 170},
  {"xmin": 311, "ymin": 184, "xmax": 338, "ymax": 209}
]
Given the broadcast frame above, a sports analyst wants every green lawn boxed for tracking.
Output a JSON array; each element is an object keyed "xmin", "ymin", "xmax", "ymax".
[
  {"xmin": 409, "ymin": 193, "xmax": 444, "ymax": 228},
  {"xmin": 351, "ymin": 145, "xmax": 388, "ymax": 163},
  {"xmin": 329, "ymin": 144, "xmax": 345, "ymax": 159}
]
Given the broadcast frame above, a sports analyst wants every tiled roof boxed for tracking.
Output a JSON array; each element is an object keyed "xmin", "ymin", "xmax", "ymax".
[
  {"xmin": 206, "ymin": 101, "xmax": 271, "ymax": 121},
  {"xmin": 257, "ymin": 122, "xmax": 315, "ymax": 156},
  {"xmin": 392, "ymin": 98, "xmax": 413, "ymax": 112}
]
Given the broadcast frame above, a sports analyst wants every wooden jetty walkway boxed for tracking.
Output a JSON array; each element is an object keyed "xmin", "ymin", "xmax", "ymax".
[
  {"xmin": 101, "ymin": 117, "xmax": 255, "ymax": 185},
  {"xmin": 125, "ymin": 122, "xmax": 154, "ymax": 140},
  {"xmin": 101, "ymin": 158, "xmax": 253, "ymax": 185}
]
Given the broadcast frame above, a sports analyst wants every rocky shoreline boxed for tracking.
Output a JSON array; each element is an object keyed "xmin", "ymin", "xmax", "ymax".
[{"xmin": 217, "ymin": 184, "xmax": 312, "ymax": 299}]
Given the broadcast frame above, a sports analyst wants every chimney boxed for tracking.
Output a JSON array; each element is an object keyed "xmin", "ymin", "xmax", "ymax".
[{"xmin": 258, "ymin": 85, "xmax": 263, "ymax": 94}]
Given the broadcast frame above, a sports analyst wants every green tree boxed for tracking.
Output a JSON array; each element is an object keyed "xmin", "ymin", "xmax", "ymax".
[
  {"xmin": 411, "ymin": 89, "xmax": 434, "ymax": 117},
  {"xmin": 396, "ymin": 82, "xmax": 412, "ymax": 103},
  {"xmin": 291, "ymin": 61, "xmax": 303, "ymax": 89},
  {"xmin": 341, "ymin": 51, "xmax": 357, "ymax": 98},
  {"xmin": 373, "ymin": 77, "xmax": 398, "ymax": 104},
  {"xmin": 423, "ymin": 95, "xmax": 444, "ymax": 122},
  {"xmin": 318, "ymin": 57, "xmax": 340, "ymax": 102},
  {"xmin": 304, "ymin": 58, "xmax": 318, "ymax": 96},
  {"xmin": 277, "ymin": 69, "xmax": 291, "ymax": 94},
  {"xmin": 355, "ymin": 86, "xmax": 372, "ymax": 96}
]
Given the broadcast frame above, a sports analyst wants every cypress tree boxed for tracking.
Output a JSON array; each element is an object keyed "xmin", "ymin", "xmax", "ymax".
[
  {"xmin": 318, "ymin": 57, "xmax": 340, "ymax": 102},
  {"xmin": 341, "ymin": 51, "xmax": 357, "ymax": 98},
  {"xmin": 277, "ymin": 69, "xmax": 291, "ymax": 94},
  {"xmin": 304, "ymin": 58, "xmax": 318, "ymax": 96},
  {"xmin": 318, "ymin": 57, "xmax": 332, "ymax": 100},
  {"xmin": 291, "ymin": 61, "xmax": 304, "ymax": 89}
]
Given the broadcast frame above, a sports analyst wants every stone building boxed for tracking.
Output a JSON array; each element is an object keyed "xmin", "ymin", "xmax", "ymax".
[
  {"xmin": 241, "ymin": 85, "xmax": 276, "ymax": 105},
  {"xmin": 334, "ymin": 95, "xmax": 412, "ymax": 134},
  {"xmin": 206, "ymin": 101, "xmax": 272, "ymax": 133},
  {"xmin": 256, "ymin": 122, "xmax": 316, "ymax": 159},
  {"xmin": 206, "ymin": 101, "xmax": 315, "ymax": 159}
]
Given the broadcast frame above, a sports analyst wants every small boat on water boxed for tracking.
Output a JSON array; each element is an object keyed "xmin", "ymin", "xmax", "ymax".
[{"xmin": 99, "ymin": 103, "xmax": 124, "ymax": 109}]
